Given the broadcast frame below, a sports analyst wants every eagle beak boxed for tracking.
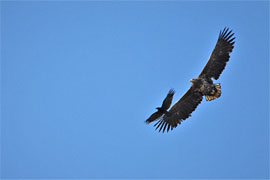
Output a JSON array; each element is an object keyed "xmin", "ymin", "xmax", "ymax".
[{"xmin": 190, "ymin": 79, "xmax": 195, "ymax": 83}]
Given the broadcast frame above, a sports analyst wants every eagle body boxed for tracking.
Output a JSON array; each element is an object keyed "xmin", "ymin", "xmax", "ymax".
[
  {"xmin": 146, "ymin": 27, "xmax": 235, "ymax": 132},
  {"xmin": 190, "ymin": 75, "xmax": 221, "ymax": 101}
]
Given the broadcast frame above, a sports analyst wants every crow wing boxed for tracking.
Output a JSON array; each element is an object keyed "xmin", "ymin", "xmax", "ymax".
[
  {"xmin": 145, "ymin": 89, "xmax": 175, "ymax": 124},
  {"xmin": 198, "ymin": 27, "xmax": 235, "ymax": 80},
  {"xmin": 145, "ymin": 111, "xmax": 164, "ymax": 124},
  {"xmin": 154, "ymin": 86, "xmax": 203, "ymax": 132},
  {"xmin": 161, "ymin": 88, "xmax": 175, "ymax": 110}
]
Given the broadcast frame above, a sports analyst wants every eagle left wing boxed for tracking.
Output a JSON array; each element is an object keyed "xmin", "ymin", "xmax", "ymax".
[
  {"xmin": 154, "ymin": 86, "xmax": 203, "ymax": 132},
  {"xmin": 198, "ymin": 27, "xmax": 235, "ymax": 80}
]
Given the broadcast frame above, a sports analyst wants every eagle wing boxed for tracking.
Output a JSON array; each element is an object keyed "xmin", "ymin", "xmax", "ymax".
[
  {"xmin": 198, "ymin": 27, "xmax": 235, "ymax": 80},
  {"xmin": 154, "ymin": 86, "xmax": 203, "ymax": 132}
]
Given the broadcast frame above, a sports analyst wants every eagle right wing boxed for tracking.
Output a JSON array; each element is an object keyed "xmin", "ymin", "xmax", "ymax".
[
  {"xmin": 198, "ymin": 27, "xmax": 235, "ymax": 80},
  {"xmin": 154, "ymin": 87, "xmax": 203, "ymax": 132}
]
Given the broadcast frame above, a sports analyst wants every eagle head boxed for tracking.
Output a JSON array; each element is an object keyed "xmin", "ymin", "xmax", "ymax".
[{"xmin": 190, "ymin": 78, "xmax": 197, "ymax": 83}]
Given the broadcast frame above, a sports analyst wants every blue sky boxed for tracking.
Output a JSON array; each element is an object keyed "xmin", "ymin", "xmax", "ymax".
[{"xmin": 1, "ymin": 1, "xmax": 269, "ymax": 179}]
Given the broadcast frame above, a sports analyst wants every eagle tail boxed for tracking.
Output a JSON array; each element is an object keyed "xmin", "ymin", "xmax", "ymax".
[{"xmin": 205, "ymin": 83, "xmax": 221, "ymax": 101}]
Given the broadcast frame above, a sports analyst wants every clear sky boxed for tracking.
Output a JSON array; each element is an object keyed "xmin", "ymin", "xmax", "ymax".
[{"xmin": 1, "ymin": 1, "xmax": 269, "ymax": 179}]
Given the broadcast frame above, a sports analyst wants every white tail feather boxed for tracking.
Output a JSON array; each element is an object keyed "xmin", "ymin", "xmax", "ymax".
[{"xmin": 206, "ymin": 84, "xmax": 221, "ymax": 101}]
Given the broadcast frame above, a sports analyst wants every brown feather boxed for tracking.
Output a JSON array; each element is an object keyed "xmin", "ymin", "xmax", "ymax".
[
  {"xmin": 154, "ymin": 86, "xmax": 203, "ymax": 132},
  {"xmin": 198, "ymin": 27, "xmax": 235, "ymax": 80}
]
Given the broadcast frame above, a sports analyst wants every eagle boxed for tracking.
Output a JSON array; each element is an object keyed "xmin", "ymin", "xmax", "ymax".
[{"xmin": 146, "ymin": 27, "xmax": 235, "ymax": 132}]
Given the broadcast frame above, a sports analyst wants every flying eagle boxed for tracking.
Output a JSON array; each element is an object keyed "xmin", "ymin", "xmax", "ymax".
[{"xmin": 146, "ymin": 27, "xmax": 235, "ymax": 132}]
